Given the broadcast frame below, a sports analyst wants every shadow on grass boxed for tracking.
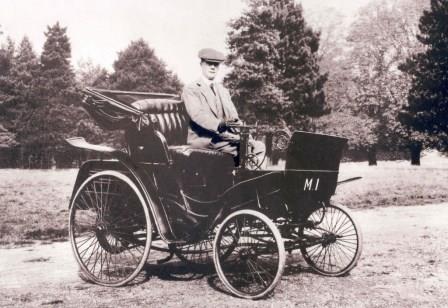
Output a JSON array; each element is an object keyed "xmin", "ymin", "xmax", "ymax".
[
  {"xmin": 131, "ymin": 257, "xmax": 318, "ymax": 297},
  {"xmin": 75, "ymin": 250, "xmax": 320, "ymax": 298},
  {"xmin": 143, "ymin": 262, "xmax": 249, "ymax": 298},
  {"xmin": 143, "ymin": 261, "xmax": 213, "ymax": 282}
]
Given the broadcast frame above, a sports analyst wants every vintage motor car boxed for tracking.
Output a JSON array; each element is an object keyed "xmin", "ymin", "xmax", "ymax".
[{"xmin": 66, "ymin": 87, "xmax": 363, "ymax": 299}]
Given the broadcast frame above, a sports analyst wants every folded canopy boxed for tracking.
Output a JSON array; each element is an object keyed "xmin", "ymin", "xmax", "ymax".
[{"xmin": 82, "ymin": 87, "xmax": 179, "ymax": 130}]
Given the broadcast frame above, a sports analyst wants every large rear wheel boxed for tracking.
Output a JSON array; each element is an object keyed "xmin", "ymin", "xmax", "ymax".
[
  {"xmin": 213, "ymin": 210, "xmax": 285, "ymax": 299},
  {"xmin": 300, "ymin": 203, "xmax": 362, "ymax": 276},
  {"xmin": 69, "ymin": 171, "xmax": 152, "ymax": 286}
]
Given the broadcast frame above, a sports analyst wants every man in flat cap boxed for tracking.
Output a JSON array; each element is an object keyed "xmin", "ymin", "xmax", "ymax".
[{"xmin": 181, "ymin": 48, "xmax": 264, "ymax": 164}]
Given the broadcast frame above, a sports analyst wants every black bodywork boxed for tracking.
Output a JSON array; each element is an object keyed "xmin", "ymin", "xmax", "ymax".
[{"xmin": 68, "ymin": 88, "xmax": 347, "ymax": 244}]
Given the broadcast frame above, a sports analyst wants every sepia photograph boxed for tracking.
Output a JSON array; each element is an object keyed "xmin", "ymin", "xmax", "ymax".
[{"xmin": 0, "ymin": 0, "xmax": 447, "ymax": 307}]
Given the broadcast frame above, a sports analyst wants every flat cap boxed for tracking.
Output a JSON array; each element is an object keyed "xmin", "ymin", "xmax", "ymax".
[{"xmin": 198, "ymin": 48, "xmax": 225, "ymax": 63}]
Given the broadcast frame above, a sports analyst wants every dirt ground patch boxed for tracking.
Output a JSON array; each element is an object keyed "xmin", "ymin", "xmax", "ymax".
[{"xmin": 1, "ymin": 203, "xmax": 447, "ymax": 307}]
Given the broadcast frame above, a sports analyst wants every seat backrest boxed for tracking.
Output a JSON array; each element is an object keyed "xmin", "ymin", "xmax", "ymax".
[{"xmin": 131, "ymin": 98, "xmax": 189, "ymax": 145}]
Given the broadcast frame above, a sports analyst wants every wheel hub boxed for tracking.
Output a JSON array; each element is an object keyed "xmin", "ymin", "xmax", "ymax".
[
  {"xmin": 321, "ymin": 233, "xmax": 338, "ymax": 247},
  {"xmin": 96, "ymin": 223, "xmax": 107, "ymax": 232},
  {"xmin": 239, "ymin": 248, "xmax": 257, "ymax": 261},
  {"xmin": 95, "ymin": 225, "xmax": 126, "ymax": 254}
]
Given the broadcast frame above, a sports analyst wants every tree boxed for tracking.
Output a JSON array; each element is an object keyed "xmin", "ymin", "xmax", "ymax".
[
  {"xmin": 76, "ymin": 59, "xmax": 110, "ymax": 88},
  {"xmin": 0, "ymin": 32, "xmax": 20, "ymax": 167},
  {"xmin": 7, "ymin": 37, "xmax": 40, "ymax": 131},
  {"xmin": 109, "ymin": 39, "xmax": 182, "ymax": 94},
  {"xmin": 226, "ymin": 0, "xmax": 328, "ymax": 128},
  {"xmin": 316, "ymin": 112, "xmax": 378, "ymax": 159},
  {"xmin": 342, "ymin": 0, "xmax": 428, "ymax": 164},
  {"xmin": 0, "ymin": 37, "xmax": 15, "ymax": 118},
  {"xmin": 307, "ymin": 8, "xmax": 349, "ymax": 114},
  {"xmin": 226, "ymin": 3, "xmax": 287, "ymax": 124},
  {"xmin": 38, "ymin": 22, "xmax": 77, "ymax": 99},
  {"xmin": 273, "ymin": 0, "xmax": 328, "ymax": 120},
  {"xmin": 307, "ymin": 7, "xmax": 382, "ymax": 162},
  {"xmin": 17, "ymin": 23, "xmax": 81, "ymax": 168},
  {"xmin": 75, "ymin": 59, "xmax": 123, "ymax": 149},
  {"xmin": 400, "ymin": 0, "xmax": 448, "ymax": 152}
]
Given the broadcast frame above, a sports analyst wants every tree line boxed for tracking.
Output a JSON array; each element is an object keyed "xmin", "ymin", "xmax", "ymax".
[
  {"xmin": 226, "ymin": 0, "xmax": 447, "ymax": 165},
  {"xmin": 0, "ymin": 23, "xmax": 181, "ymax": 168},
  {"xmin": 1, "ymin": 0, "xmax": 447, "ymax": 168}
]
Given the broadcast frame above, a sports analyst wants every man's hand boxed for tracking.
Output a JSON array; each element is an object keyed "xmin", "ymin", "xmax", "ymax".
[
  {"xmin": 227, "ymin": 118, "xmax": 242, "ymax": 134},
  {"xmin": 217, "ymin": 120, "xmax": 228, "ymax": 133},
  {"xmin": 218, "ymin": 118, "xmax": 243, "ymax": 133},
  {"xmin": 219, "ymin": 131, "xmax": 240, "ymax": 142}
]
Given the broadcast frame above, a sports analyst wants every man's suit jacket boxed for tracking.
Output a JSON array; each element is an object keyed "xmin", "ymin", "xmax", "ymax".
[{"xmin": 181, "ymin": 79, "xmax": 239, "ymax": 149}]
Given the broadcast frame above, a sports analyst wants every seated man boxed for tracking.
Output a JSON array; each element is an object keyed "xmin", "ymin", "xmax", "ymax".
[{"xmin": 181, "ymin": 48, "xmax": 265, "ymax": 165}]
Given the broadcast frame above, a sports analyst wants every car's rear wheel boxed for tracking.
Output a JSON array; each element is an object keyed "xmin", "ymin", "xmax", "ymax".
[{"xmin": 69, "ymin": 171, "xmax": 152, "ymax": 286}]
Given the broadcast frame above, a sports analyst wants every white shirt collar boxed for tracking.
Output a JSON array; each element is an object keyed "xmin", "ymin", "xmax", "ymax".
[{"xmin": 201, "ymin": 75, "xmax": 215, "ymax": 87}]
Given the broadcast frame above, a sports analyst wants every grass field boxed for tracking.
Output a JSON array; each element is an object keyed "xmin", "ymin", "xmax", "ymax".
[
  {"xmin": 335, "ymin": 150, "xmax": 448, "ymax": 208},
  {"xmin": 0, "ymin": 169, "xmax": 77, "ymax": 246},
  {"xmin": 1, "ymin": 151, "xmax": 447, "ymax": 246}
]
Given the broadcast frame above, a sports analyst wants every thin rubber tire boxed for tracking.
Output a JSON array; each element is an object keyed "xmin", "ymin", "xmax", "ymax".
[
  {"xmin": 213, "ymin": 209, "xmax": 285, "ymax": 299},
  {"xmin": 69, "ymin": 171, "xmax": 152, "ymax": 286},
  {"xmin": 300, "ymin": 203, "xmax": 362, "ymax": 277}
]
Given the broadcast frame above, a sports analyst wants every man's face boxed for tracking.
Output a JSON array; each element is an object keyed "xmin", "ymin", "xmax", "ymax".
[{"xmin": 200, "ymin": 60, "xmax": 220, "ymax": 80}]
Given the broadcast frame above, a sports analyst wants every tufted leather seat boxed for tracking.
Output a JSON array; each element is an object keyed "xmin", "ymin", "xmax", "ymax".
[
  {"xmin": 132, "ymin": 98, "xmax": 189, "ymax": 145},
  {"xmin": 131, "ymin": 99, "xmax": 233, "ymax": 165}
]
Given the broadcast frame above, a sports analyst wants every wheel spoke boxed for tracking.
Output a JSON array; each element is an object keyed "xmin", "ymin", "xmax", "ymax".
[
  {"xmin": 70, "ymin": 173, "xmax": 151, "ymax": 286},
  {"xmin": 214, "ymin": 210, "xmax": 285, "ymax": 299},
  {"xmin": 77, "ymin": 234, "xmax": 97, "ymax": 256},
  {"xmin": 300, "ymin": 204, "xmax": 362, "ymax": 276}
]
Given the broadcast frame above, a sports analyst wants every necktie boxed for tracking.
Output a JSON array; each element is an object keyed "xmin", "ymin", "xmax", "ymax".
[{"xmin": 211, "ymin": 84, "xmax": 224, "ymax": 118}]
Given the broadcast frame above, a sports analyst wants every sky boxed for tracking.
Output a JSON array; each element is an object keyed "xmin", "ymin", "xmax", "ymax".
[{"xmin": 0, "ymin": 0, "xmax": 371, "ymax": 84}]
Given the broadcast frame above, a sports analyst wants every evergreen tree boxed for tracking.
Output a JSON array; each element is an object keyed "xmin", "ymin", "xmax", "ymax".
[
  {"xmin": 226, "ymin": 3, "xmax": 287, "ymax": 123},
  {"xmin": 226, "ymin": 0, "xmax": 328, "ymax": 127},
  {"xmin": 109, "ymin": 39, "xmax": 182, "ymax": 93},
  {"xmin": 7, "ymin": 37, "xmax": 40, "ymax": 130},
  {"xmin": 39, "ymin": 22, "xmax": 77, "ymax": 99},
  {"xmin": 0, "ymin": 38, "xmax": 14, "ymax": 76},
  {"xmin": 18, "ymin": 23, "xmax": 81, "ymax": 168},
  {"xmin": 272, "ymin": 0, "xmax": 328, "ymax": 119},
  {"xmin": 0, "ymin": 36, "xmax": 19, "ymax": 159},
  {"xmin": 0, "ymin": 37, "xmax": 15, "ymax": 116},
  {"xmin": 400, "ymin": 0, "xmax": 448, "ymax": 150}
]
